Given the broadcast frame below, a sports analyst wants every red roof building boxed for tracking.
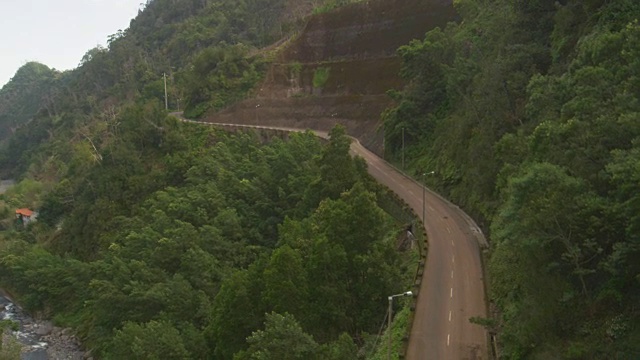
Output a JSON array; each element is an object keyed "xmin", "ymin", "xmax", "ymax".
[
  {"xmin": 15, "ymin": 208, "xmax": 37, "ymax": 226},
  {"xmin": 15, "ymin": 208, "xmax": 34, "ymax": 217}
]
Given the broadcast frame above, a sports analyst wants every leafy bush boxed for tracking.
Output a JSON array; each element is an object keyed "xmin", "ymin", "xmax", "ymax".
[
  {"xmin": 312, "ymin": 67, "xmax": 330, "ymax": 89},
  {"xmin": 312, "ymin": 0, "xmax": 361, "ymax": 15}
]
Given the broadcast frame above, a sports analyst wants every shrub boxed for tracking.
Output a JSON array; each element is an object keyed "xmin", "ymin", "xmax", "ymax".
[{"xmin": 312, "ymin": 67, "xmax": 330, "ymax": 89}]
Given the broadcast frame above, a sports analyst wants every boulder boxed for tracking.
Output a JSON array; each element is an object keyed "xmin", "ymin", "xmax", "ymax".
[{"xmin": 35, "ymin": 322, "xmax": 53, "ymax": 336}]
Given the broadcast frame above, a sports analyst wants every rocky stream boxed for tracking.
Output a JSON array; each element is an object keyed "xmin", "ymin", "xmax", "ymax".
[
  {"xmin": 0, "ymin": 181, "xmax": 88, "ymax": 359},
  {"xmin": 0, "ymin": 292, "xmax": 88, "ymax": 360}
]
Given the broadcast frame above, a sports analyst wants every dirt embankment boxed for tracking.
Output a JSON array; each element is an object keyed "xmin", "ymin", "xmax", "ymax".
[{"xmin": 203, "ymin": 0, "xmax": 457, "ymax": 155}]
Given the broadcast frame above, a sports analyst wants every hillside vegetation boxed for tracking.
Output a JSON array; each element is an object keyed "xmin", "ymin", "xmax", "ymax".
[
  {"xmin": 0, "ymin": 62, "xmax": 59, "ymax": 144},
  {"xmin": 1, "ymin": 119, "xmax": 413, "ymax": 358},
  {"xmin": 383, "ymin": 0, "xmax": 640, "ymax": 357},
  {"xmin": 2, "ymin": 0, "xmax": 639, "ymax": 358},
  {"xmin": 0, "ymin": 0, "xmax": 419, "ymax": 359}
]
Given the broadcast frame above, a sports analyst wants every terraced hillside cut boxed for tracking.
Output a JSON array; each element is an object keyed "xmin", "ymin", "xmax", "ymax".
[{"xmin": 202, "ymin": 0, "xmax": 457, "ymax": 155}]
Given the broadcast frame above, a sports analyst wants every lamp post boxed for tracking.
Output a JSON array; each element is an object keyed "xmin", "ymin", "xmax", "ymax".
[
  {"xmin": 422, "ymin": 171, "xmax": 435, "ymax": 226},
  {"xmin": 388, "ymin": 291, "xmax": 413, "ymax": 360}
]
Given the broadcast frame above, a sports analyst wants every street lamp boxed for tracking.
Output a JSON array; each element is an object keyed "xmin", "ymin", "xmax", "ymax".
[
  {"xmin": 422, "ymin": 171, "xmax": 435, "ymax": 226},
  {"xmin": 388, "ymin": 291, "xmax": 413, "ymax": 360}
]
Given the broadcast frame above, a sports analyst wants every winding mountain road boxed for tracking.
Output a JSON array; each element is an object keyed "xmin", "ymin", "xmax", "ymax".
[
  {"xmin": 179, "ymin": 118, "xmax": 489, "ymax": 359},
  {"xmin": 351, "ymin": 137, "xmax": 488, "ymax": 360}
]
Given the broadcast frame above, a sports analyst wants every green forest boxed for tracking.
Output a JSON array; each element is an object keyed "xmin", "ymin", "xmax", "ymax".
[
  {"xmin": 0, "ymin": 0, "xmax": 639, "ymax": 358},
  {"xmin": 383, "ymin": 0, "xmax": 640, "ymax": 358},
  {"xmin": 0, "ymin": 0, "xmax": 415, "ymax": 358},
  {"xmin": 1, "ymin": 118, "xmax": 413, "ymax": 358}
]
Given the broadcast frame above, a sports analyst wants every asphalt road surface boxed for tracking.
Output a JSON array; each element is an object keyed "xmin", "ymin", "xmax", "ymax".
[
  {"xmin": 349, "ymin": 140, "xmax": 488, "ymax": 360},
  {"xmin": 180, "ymin": 119, "xmax": 489, "ymax": 360}
]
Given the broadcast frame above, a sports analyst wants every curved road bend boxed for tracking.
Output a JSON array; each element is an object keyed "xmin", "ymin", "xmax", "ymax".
[{"xmin": 179, "ymin": 120, "xmax": 488, "ymax": 359}]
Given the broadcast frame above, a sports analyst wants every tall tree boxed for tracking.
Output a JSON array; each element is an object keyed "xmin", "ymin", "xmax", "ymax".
[{"xmin": 234, "ymin": 312, "xmax": 319, "ymax": 360}]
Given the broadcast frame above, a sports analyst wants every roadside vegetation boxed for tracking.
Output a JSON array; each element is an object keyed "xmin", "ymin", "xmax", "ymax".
[
  {"xmin": 312, "ymin": 0, "xmax": 363, "ymax": 15},
  {"xmin": 383, "ymin": 0, "xmax": 640, "ymax": 357}
]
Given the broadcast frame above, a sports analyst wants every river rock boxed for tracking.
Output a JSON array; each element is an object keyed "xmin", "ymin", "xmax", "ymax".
[
  {"xmin": 35, "ymin": 321, "xmax": 54, "ymax": 335},
  {"xmin": 1, "ymin": 292, "xmax": 86, "ymax": 359}
]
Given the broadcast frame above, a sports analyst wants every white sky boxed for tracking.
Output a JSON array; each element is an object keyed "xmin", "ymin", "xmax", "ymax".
[{"xmin": 0, "ymin": 0, "xmax": 142, "ymax": 88}]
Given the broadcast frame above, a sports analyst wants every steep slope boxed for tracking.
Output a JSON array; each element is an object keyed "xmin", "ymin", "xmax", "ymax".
[
  {"xmin": 202, "ymin": 0, "xmax": 457, "ymax": 154},
  {"xmin": 381, "ymin": 0, "xmax": 640, "ymax": 357},
  {"xmin": 0, "ymin": 62, "xmax": 58, "ymax": 143},
  {"xmin": 0, "ymin": 0, "xmax": 329, "ymax": 177}
]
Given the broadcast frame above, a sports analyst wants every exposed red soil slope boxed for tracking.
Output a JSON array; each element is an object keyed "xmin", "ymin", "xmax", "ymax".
[{"xmin": 203, "ymin": 0, "xmax": 456, "ymax": 155}]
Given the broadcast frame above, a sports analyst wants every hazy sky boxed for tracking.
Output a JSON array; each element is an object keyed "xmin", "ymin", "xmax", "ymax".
[{"xmin": 0, "ymin": 0, "xmax": 142, "ymax": 88}]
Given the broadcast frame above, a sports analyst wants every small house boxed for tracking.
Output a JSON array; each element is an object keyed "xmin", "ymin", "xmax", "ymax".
[{"xmin": 15, "ymin": 208, "xmax": 36, "ymax": 226}]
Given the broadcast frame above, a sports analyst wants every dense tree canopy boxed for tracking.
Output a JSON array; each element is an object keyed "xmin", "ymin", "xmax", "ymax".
[
  {"xmin": 0, "ymin": 62, "xmax": 59, "ymax": 143},
  {"xmin": 0, "ymin": 116, "xmax": 409, "ymax": 358},
  {"xmin": 384, "ymin": 0, "xmax": 640, "ymax": 357},
  {"xmin": 0, "ymin": 0, "xmax": 422, "ymax": 358},
  {"xmin": 4, "ymin": 0, "xmax": 637, "ymax": 358}
]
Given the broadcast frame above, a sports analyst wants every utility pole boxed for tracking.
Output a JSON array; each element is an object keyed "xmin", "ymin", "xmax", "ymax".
[
  {"xmin": 423, "ymin": 174, "xmax": 426, "ymax": 225},
  {"xmin": 382, "ymin": 137, "xmax": 385, "ymax": 159},
  {"xmin": 402, "ymin": 127, "xmax": 405, "ymax": 170},
  {"xmin": 163, "ymin": 72, "xmax": 168, "ymax": 111},
  {"xmin": 382, "ymin": 126, "xmax": 385, "ymax": 160}
]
